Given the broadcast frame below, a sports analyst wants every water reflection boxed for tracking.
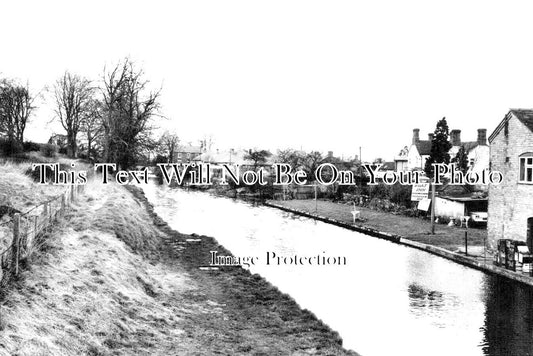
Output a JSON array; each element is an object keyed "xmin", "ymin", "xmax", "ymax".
[
  {"xmin": 481, "ymin": 277, "xmax": 533, "ymax": 356},
  {"xmin": 142, "ymin": 183, "xmax": 533, "ymax": 356}
]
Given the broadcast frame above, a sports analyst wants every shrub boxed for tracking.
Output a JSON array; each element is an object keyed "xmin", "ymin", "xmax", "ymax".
[
  {"xmin": 22, "ymin": 141, "xmax": 41, "ymax": 152},
  {"xmin": 390, "ymin": 183, "xmax": 413, "ymax": 207},
  {"xmin": 40, "ymin": 143, "xmax": 58, "ymax": 158},
  {"xmin": 0, "ymin": 138, "xmax": 23, "ymax": 155}
]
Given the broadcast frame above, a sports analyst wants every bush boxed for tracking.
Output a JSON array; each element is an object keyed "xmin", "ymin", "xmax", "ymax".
[
  {"xmin": 40, "ymin": 143, "xmax": 58, "ymax": 158},
  {"xmin": 389, "ymin": 183, "xmax": 412, "ymax": 207},
  {"xmin": 23, "ymin": 141, "xmax": 41, "ymax": 152},
  {"xmin": 0, "ymin": 138, "xmax": 23, "ymax": 155}
]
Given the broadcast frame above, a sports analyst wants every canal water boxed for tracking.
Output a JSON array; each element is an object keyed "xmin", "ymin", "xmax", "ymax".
[{"xmin": 142, "ymin": 184, "xmax": 533, "ymax": 356}]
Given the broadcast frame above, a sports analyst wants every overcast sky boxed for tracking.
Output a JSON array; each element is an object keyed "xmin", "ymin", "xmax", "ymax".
[{"xmin": 2, "ymin": 0, "xmax": 533, "ymax": 161}]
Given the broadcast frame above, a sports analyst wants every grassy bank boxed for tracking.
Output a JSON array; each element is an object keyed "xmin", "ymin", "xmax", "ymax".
[
  {"xmin": 0, "ymin": 179, "xmax": 358, "ymax": 355},
  {"xmin": 268, "ymin": 199, "xmax": 488, "ymax": 254}
]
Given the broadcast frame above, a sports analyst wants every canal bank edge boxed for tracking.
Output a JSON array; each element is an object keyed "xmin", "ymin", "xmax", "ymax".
[
  {"xmin": 264, "ymin": 202, "xmax": 533, "ymax": 288},
  {"xmin": 125, "ymin": 185, "xmax": 360, "ymax": 356}
]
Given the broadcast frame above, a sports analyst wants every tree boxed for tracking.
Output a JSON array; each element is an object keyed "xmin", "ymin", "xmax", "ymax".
[
  {"xmin": 101, "ymin": 58, "xmax": 162, "ymax": 169},
  {"xmin": 452, "ymin": 145, "xmax": 469, "ymax": 174},
  {"xmin": 302, "ymin": 151, "xmax": 324, "ymax": 181},
  {"xmin": 159, "ymin": 131, "xmax": 179, "ymax": 162},
  {"xmin": 53, "ymin": 72, "xmax": 93, "ymax": 157},
  {"xmin": 424, "ymin": 117, "xmax": 452, "ymax": 177},
  {"xmin": 277, "ymin": 148, "xmax": 305, "ymax": 170},
  {"xmin": 199, "ymin": 134, "xmax": 214, "ymax": 152},
  {"xmin": 80, "ymin": 98, "xmax": 104, "ymax": 161},
  {"xmin": 0, "ymin": 79, "xmax": 36, "ymax": 150},
  {"xmin": 244, "ymin": 149, "xmax": 272, "ymax": 169}
]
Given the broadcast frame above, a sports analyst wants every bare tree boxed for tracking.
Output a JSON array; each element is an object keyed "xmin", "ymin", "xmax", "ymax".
[
  {"xmin": 80, "ymin": 98, "xmax": 104, "ymax": 161},
  {"xmin": 302, "ymin": 151, "xmax": 324, "ymax": 181},
  {"xmin": 0, "ymin": 79, "xmax": 36, "ymax": 149},
  {"xmin": 101, "ymin": 58, "xmax": 162, "ymax": 169},
  {"xmin": 53, "ymin": 72, "xmax": 93, "ymax": 157},
  {"xmin": 159, "ymin": 131, "xmax": 179, "ymax": 162}
]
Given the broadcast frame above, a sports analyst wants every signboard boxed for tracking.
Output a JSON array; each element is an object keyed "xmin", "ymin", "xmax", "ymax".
[
  {"xmin": 411, "ymin": 183, "xmax": 430, "ymax": 201},
  {"xmin": 417, "ymin": 198, "xmax": 431, "ymax": 212}
]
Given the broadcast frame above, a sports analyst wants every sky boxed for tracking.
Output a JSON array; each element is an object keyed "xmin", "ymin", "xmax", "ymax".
[{"xmin": 2, "ymin": 0, "xmax": 533, "ymax": 161}]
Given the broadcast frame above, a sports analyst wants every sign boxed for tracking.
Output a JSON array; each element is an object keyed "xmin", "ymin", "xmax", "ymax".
[
  {"xmin": 417, "ymin": 198, "xmax": 431, "ymax": 211},
  {"xmin": 411, "ymin": 183, "xmax": 430, "ymax": 201}
]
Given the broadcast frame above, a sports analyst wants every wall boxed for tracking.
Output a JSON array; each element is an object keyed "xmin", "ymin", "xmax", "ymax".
[
  {"xmin": 434, "ymin": 197, "xmax": 465, "ymax": 219},
  {"xmin": 488, "ymin": 114, "xmax": 533, "ymax": 249}
]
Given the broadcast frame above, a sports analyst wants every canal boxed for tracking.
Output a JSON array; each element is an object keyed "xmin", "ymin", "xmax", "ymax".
[{"xmin": 142, "ymin": 184, "xmax": 533, "ymax": 356}]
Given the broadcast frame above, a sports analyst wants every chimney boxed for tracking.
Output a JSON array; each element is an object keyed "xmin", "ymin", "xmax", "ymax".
[
  {"xmin": 428, "ymin": 133, "xmax": 434, "ymax": 141},
  {"xmin": 327, "ymin": 151, "xmax": 333, "ymax": 158},
  {"xmin": 477, "ymin": 129, "xmax": 487, "ymax": 145},
  {"xmin": 412, "ymin": 129, "xmax": 420, "ymax": 145},
  {"xmin": 450, "ymin": 129, "xmax": 461, "ymax": 146}
]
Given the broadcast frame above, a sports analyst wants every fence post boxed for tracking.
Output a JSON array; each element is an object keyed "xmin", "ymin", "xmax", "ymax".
[
  {"xmin": 13, "ymin": 213, "xmax": 20, "ymax": 276},
  {"xmin": 43, "ymin": 202, "xmax": 49, "ymax": 232},
  {"xmin": 61, "ymin": 195, "xmax": 66, "ymax": 217},
  {"xmin": 34, "ymin": 215, "xmax": 38, "ymax": 241}
]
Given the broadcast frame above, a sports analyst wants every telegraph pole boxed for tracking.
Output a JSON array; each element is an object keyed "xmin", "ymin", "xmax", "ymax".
[
  {"xmin": 430, "ymin": 176, "xmax": 436, "ymax": 234},
  {"xmin": 359, "ymin": 146, "xmax": 362, "ymax": 196}
]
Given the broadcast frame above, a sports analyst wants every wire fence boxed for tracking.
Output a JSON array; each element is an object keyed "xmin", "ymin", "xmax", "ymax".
[{"xmin": 0, "ymin": 184, "xmax": 85, "ymax": 288}]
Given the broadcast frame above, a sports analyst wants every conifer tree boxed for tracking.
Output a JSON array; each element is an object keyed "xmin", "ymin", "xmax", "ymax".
[{"xmin": 424, "ymin": 117, "xmax": 452, "ymax": 178}]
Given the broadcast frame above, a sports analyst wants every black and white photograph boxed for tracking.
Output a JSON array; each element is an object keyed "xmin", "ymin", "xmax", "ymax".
[{"xmin": 1, "ymin": 1, "xmax": 533, "ymax": 355}]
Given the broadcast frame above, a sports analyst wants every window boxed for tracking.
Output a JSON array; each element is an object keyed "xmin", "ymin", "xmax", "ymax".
[
  {"xmin": 519, "ymin": 153, "xmax": 533, "ymax": 183},
  {"xmin": 177, "ymin": 153, "xmax": 182, "ymax": 159}
]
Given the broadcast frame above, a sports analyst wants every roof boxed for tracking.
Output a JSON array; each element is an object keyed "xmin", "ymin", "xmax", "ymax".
[
  {"xmin": 414, "ymin": 140, "xmax": 432, "ymax": 155},
  {"xmin": 381, "ymin": 161, "xmax": 395, "ymax": 170},
  {"xmin": 439, "ymin": 196, "xmax": 488, "ymax": 203},
  {"xmin": 175, "ymin": 145, "xmax": 202, "ymax": 154},
  {"xmin": 199, "ymin": 150, "xmax": 252, "ymax": 165},
  {"xmin": 489, "ymin": 109, "xmax": 533, "ymax": 143},
  {"xmin": 458, "ymin": 141, "xmax": 479, "ymax": 152}
]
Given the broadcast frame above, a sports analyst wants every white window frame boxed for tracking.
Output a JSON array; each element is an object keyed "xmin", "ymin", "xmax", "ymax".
[
  {"xmin": 177, "ymin": 152, "xmax": 182, "ymax": 159},
  {"xmin": 519, "ymin": 153, "xmax": 533, "ymax": 184}
]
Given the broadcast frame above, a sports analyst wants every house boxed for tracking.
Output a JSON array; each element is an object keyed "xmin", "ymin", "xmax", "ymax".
[
  {"xmin": 394, "ymin": 146, "xmax": 409, "ymax": 172},
  {"xmin": 171, "ymin": 145, "xmax": 203, "ymax": 163},
  {"xmin": 48, "ymin": 133, "xmax": 67, "ymax": 148},
  {"xmin": 406, "ymin": 129, "xmax": 432, "ymax": 171},
  {"xmin": 448, "ymin": 128, "xmax": 490, "ymax": 175},
  {"xmin": 373, "ymin": 161, "xmax": 396, "ymax": 179},
  {"xmin": 199, "ymin": 148, "xmax": 246, "ymax": 166},
  {"xmin": 488, "ymin": 109, "xmax": 533, "ymax": 250},
  {"xmin": 400, "ymin": 128, "xmax": 489, "ymax": 173}
]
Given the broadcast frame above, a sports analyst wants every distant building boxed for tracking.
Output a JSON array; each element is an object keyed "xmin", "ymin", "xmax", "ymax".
[
  {"xmin": 394, "ymin": 146, "xmax": 409, "ymax": 172},
  {"xmin": 407, "ymin": 129, "xmax": 432, "ymax": 171},
  {"xmin": 488, "ymin": 109, "xmax": 533, "ymax": 250},
  {"xmin": 171, "ymin": 145, "xmax": 203, "ymax": 163},
  {"xmin": 399, "ymin": 127, "xmax": 489, "ymax": 173},
  {"xmin": 48, "ymin": 133, "xmax": 67, "ymax": 148},
  {"xmin": 448, "ymin": 128, "xmax": 489, "ymax": 175}
]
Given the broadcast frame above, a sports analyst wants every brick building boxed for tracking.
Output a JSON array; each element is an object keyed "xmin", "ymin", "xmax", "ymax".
[{"xmin": 488, "ymin": 109, "xmax": 533, "ymax": 250}]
